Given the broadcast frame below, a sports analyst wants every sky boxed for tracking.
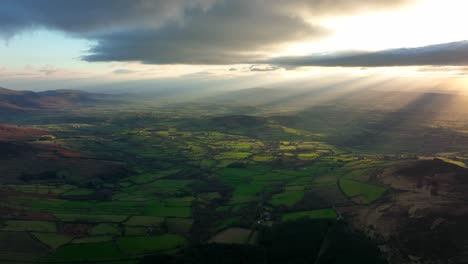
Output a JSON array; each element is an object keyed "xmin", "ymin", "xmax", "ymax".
[{"xmin": 1, "ymin": 0, "xmax": 468, "ymax": 91}]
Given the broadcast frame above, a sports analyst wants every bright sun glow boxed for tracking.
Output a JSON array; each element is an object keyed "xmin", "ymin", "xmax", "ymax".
[{"xmin": 282, "ymin": 0, "xmax": 468, "ymax": 56}]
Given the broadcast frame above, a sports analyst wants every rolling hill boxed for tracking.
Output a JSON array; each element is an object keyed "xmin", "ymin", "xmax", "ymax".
[{"xmin": 0, "ymin": 87, "xmax": 103, "ymax": 111}]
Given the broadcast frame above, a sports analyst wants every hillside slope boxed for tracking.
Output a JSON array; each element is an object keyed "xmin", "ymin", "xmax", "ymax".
[{"xmin": 0, "ymin": 87, "xmax": 102, "ymax": 111}]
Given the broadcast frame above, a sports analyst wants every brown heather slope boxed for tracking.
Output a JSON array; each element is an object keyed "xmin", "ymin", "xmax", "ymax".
[
  {"xmin": 346, "ymin": 159, "xmax": 468, "ymax": 264},
  {"xmin": 0, "ymin": 123, "xmax": 48, "ymax": 140},
  {"xmin": 0, "ymin": 124, "xmax": 128, "ymax": 186}
]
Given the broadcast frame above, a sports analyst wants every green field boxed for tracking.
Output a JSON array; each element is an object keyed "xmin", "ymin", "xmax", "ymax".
[
  {"xmin": 216, "ymin": 152, "xmax": 251, "ymax": 160},
  {"xmin": 55, "ymin": 214, "xmax": 128, "ymax": 223},
  {"xmin": 116, "ymin": 235, "xmax": 187, "ymax": 255},
  {"xmin": 32, "ymin": 233, "xmax": 72, "ymax": 249},
  {"xmin": 90, "ymin": 223, "xmax": 121, "ymax": 236},
  {"xmin": 45, "ymin": 242, "xmax": 125, "ymax": 262},
  {"xmin": 71, "ymin": 236, "xmax": 113, "ymax": 244},
  {"xmin": 270, "ymin": 190, "xmax": 305, "ymax": 206},
  {"xmin": 1, "ymin": 220, "xmax": 56, "ymax": 232},
  {"xmin": 297, "ymin": 153, "xmax": 320, "ymax": 160},
  {"xmin": 124, "ymin": 216, "xmax": 165, "ymax": 227},
  {"xmin": 339, "ymin": 178, "xmax": 387, "ymax": 204},
  {"xmin": 124, "ymin": 227, "xmax": 148, "ymax": 236},
  {"xmin": 282, "ymin": 209, "xmax": 337, "ymax": 221},
  {"xmin": 167, "ymin": 218, "xmax": 193, "ymax": 233}
]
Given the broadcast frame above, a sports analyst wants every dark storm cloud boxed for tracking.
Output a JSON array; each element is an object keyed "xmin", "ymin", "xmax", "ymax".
[
  {"xmin": 82, "ymin": 5, "xmax": 325, "ymax": 64},
  {"xmin": 1, "ymin": 0, "xmax": 413, "ymax": 64},
  {"xmin": 0, "ymin": 0, "xmax": 217, "ymax": 37},
  {"xmin": 267, "ymin": 41, "xmax": 468, "ymax": 67}
]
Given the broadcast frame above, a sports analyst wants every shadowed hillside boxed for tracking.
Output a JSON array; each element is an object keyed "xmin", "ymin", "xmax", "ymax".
[{"xmin": 0, "ymin": 87, "xmax": 106, "ymax": 111}]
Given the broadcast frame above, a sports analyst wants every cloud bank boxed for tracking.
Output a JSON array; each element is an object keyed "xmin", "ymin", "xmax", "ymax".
[
  {"xmin": 266, "ymin": 41, "xmax": 468, "ymax": 67},
  {"xmin": 0, "ymin": 0, "xmax": 411, "ymax": 65}
]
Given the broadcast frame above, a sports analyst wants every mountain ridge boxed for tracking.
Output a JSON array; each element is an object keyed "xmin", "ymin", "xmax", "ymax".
[{"xmin": 0, "ymin": 87, "xmax": 101, "ymax": 111}]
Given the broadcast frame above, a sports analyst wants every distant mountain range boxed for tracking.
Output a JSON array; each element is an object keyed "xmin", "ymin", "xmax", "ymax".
[{"xmin": 0, "ymin": 87, "xmax": 104, "ymax": 111}]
